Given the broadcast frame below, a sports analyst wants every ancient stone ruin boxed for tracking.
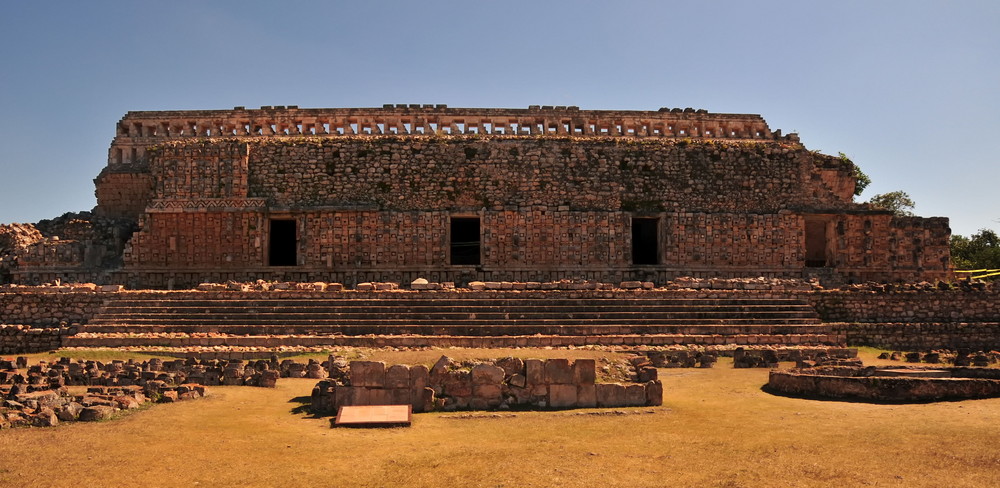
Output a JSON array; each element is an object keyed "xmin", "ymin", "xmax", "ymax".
[
  {"xmin": 311, "ymin": 355, "xmax": 663, "ymax": 414},
  {"xmin": 0, "ymin": 105, "xmax": 950, "ymax": 288}
]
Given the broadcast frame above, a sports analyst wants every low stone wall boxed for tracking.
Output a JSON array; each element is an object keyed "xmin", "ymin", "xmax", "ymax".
[
  {"xmin": 312, "ymin": 356, "xmax": 662, "ymax": 413},
  {"xmin": 0, "ymin": 325, "xmax": 68, "ymax": 353},
  {"xmin": 807, "ymin": 288, "xmax": 1000, "ymax": 323},
  {"xmin": 0, "ymin": 287, "xmax": 109, "ymax": 326},
  {"xmin": 767, "ymin": 366, "xmax": 1000, "ymax": 402},
  {"xmin": 833, "ymin": 322, "xmax": 1000, "ymax": 351}
]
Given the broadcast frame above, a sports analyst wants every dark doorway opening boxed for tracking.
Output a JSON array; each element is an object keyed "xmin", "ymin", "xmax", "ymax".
[
  {"xmin": 450, "ymin": 217, "xmax": 481, "ymax": 265},
  {"xmin": 804, "ymin": 220, "xmax": 828, "ymax": 267},
  {"xmin": 632, "ymin": 218, "xmax": 659, "ymax": 265},
  {"xmin": 269, "ymin": 219, "xmax": 298, "ymax": 266}
]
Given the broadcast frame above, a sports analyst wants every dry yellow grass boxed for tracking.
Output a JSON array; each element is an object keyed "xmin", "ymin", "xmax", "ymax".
[{"xmin": 1, "ymin": 348, "xmax": 998, "ymax": 487}]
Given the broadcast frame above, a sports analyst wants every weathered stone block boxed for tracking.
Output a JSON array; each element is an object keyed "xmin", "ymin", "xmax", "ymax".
[
  {"xmin": 385, "ymin": 364, "xmax": 410, "ymax": 389},
  {"xmin": 443, "ymin": 370, "xmax": 472, "ymax": 397},
  {"xmin": 545, "ymin": 359, "xmax": 574, "ymax": 384},
  {"xmin": 334, "ymin": 385, "xmax": 355, "ymax": 407},
  {"xmin": 596, "ymin": 383, "xmax": 625, "ymax": 407},
  {"xmin": 638, "ymin": 366, "xmax": 658, "ymax": 382},
  {"xmin": 412, "ymin": 387, "xmax": 434, "ymax": 413},
  {"xmin": 573, "ymin": 359, "xmax": 596, "ymax": 385},
  {"xmin": 495, "ymin": 357, "xmax": 524, "ymax": 377},
  {"xmin": 350, "ymin": 361, "xmax": 385, "ymax": 387},
  {"xmin": 525, "ymin": 359, "xmax": 545, "ymax": 385},
  {"xmin": 625, "ymin": 384, "xmax": 646, "ymax": 406},
  {"xmin": 409, "ymin": 364, "xmax": 429, "ymax": 389},
  {"xmin": 472, "ymin": 364, "xmax": 504, "ymax": 385},
  {"xmin": 79, "ymin": 405, "xmax": 116, "ymax": 421},
  {"xmin": 548, "ymin": 384, "xmax": 578, "ymax": 408},
  {"xmin": 645, "ymin": 380, "xmax": 663, "ymax": 406},
  {"xmin": 577, "ymin": 384, "xmax": 597, "ymax": 408},
  {"xmin": 474, "ymin": 384, "xmax": 502, "ymax": 400}
]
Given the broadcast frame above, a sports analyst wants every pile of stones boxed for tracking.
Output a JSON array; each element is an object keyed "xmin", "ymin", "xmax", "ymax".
[
  {"xmin": 0, "ymin": 356, "xmax": 330, "ymax": 390},
  {"xmin": 1, "ymin": 357, "xmax": 214, "ymax": 428},
  {"xmin": 878, "ymin": 350, "xmax": 998, "ymax": 366},
  {"xmin": 733, "ymin": 347, "xmax": 858, "ymax": 368},
  {"xmin": 1, "ymin": 381, "xmax": 207, "ymax": 428}
]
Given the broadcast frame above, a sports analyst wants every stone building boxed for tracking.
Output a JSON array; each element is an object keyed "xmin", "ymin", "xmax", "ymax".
[{"xmin": 5, "ymin": 105, "xmax": 951, "ymax": 287}]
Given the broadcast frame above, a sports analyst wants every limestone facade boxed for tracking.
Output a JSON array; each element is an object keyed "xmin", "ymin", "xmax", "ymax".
[{"xmin": 9, "ymin": 105, "xmax": 952, "ymax": 286}]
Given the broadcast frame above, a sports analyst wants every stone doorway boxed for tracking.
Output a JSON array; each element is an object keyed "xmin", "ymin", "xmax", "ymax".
[
  {"xmin": 268, "ymin": 219, "xmax": 298, "ymax": 266},
  {"xmin": 632, "ymin": 217, "xmax": 660, "ymax": 265},
  {"xmin": 804, "ymin": 219, "xmax": 829, "ymax": 267},
  {"xmin": 450, "ymin": 217, "xmax": 481, "ymax": 265}
]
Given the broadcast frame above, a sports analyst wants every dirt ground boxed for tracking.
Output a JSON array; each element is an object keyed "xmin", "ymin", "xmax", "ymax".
[{"xmin": 1, "ymin": 348, "xmax": 998, "ymax": 488}]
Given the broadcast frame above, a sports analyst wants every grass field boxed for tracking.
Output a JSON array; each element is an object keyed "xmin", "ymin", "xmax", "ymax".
[{"xmin": 2, "ymin": 348, "xmax": 998, "ymax": 487}]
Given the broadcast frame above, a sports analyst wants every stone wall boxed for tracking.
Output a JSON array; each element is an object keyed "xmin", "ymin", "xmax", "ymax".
[
  {"xmin": 808, "ymin": 289, "xmax": 1000, "ymax": 323},
  {"xmin": 312, "ymin": 356, "xmax": 662, "ymax": 413},
  {"xmin": 0, "ymin": 288, "xmax": 107, "ymax": 326},
  {"xmin": 0, "ymin": 326, "xmax": 67, "ymax": 353},
  {"xmin": 243, "ymin": 137, "xmax": 849, "ymax": 213},
  {"xmin": 0, "ymin": 105, "xmax": 946, "ymax": 286},
  {"xmin": 833, "ymin": 323, "xmax": 1000, "ymax": 351},
  {"xmin": 93, "ymin": 170, "xmax": 155, "ymax": 220},
  {"xmin": 767, "ymin": 367, "xmax": 1000, "ymax": 402}
]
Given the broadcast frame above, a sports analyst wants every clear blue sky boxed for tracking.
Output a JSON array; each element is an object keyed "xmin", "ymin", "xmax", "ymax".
[{"xmin": 1, "ymin": 1, "xmax": 997, "ymax": 236}]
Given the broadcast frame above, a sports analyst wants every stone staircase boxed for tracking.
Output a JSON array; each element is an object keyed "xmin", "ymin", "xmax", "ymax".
[{"xmin": 63, "ymin": 294, "xmax": 840, "ymax": 349}]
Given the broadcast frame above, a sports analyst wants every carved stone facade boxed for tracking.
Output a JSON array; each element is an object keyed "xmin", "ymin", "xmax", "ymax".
[{"xmin": 7, "ymin": 105, "xmax": 951, "ymax": 286}]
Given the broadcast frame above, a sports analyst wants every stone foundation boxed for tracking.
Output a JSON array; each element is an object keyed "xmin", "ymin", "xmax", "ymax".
[
  {"xmin": 767, "ymin": 366, "xmax": 1000, "ymax": 402},
  {"xmin": 0, "ymin": 326, "xmax": 68, "ymax": 354},
  {"xmin": 312, "ymin": 356, "xmax": 662, "ymax": 413}
]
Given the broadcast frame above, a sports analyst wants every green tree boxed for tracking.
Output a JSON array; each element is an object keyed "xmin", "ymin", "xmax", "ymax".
[
  {"xmin": 951, "ymin": 229, "xmax": 1000, "ymax": 270},
  {"xmin": 867, "ymin": 191, "xmax": 915, "ymax": 216},
  {"xmin": 840, "ymin": 152, "xmax": 870, "ymax": 196}
]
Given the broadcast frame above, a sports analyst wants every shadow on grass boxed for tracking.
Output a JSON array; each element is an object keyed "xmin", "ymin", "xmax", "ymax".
[{"xmin": 287, "ymin": 395, "xmax": 325, "ymax": 418}]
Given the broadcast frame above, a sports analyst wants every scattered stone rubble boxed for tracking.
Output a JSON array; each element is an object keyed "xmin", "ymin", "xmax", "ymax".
[
  {"xmin": 0, "ymin": 381, "xmax": 208, "ymax": 428},
  {"xmin": 0, "ymin": 356, "xmax": 326, "ymax": 391},
  {"xmin": 877, "ymin": 350, "xmax": 999, "ymax": 366},
  {"xmin": 0, "ymin": 357, "xmax": 214, "ymax": 429},
  {"xmin": 312, "ymin": 355, "xmax": 662, "ymax": 414}
]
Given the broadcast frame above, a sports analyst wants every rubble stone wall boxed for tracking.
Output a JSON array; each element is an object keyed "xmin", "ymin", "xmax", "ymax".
[
  {"xmin": 0, "ymin": 290, "xmax": 106, "ymax": 326},
  {"xmin": 93, "ymin": 171, "xmax": 155, "ymax": 219},
  {"xmin": 312, "ymin": 357, "xmax": 662, "ymax": 413},
  {"xmin": 0, "ymin": 325, "xmax": 67, "ymax": 353},
  {"xmin": 833, "ymin": 322, "xmax": 1000, "ymax": 351},
  {"xmin": 808, "ymin": 289, "xmax": 1000, "ymax": 323}
]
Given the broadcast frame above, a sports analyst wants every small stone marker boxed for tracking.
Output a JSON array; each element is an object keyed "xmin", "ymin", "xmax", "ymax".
[{"xmin": 334, "ymin": 405, "xmax": 412, "ymax": 427}]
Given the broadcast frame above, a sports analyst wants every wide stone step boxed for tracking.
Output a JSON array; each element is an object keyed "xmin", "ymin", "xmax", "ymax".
[
  {"xmin": 62, "ymin": 332, "xmax": 844, "ymax": 348},
  {"xmin": 79, "ymin": 322, "xmax": 831, "ymax": 336},
  {"xmin": 85, "ymin": 316, "xmax": 821, "ymax": 327},
  {"xmin": 90, "ymin": 310, "xmax": 819, "ymax": 321},
  {"xmin": 100, "ymin": 303, "xmax": 818, "ymax": 313},
  {"xmin": 101, "ymin": 298, "xmax": 813, "ymax": 308}
]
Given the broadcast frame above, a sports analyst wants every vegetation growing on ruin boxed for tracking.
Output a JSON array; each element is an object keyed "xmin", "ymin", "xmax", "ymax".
[{"xmin": 952, "ymin": 228, "xmax": 1000, "ymax": 272}]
